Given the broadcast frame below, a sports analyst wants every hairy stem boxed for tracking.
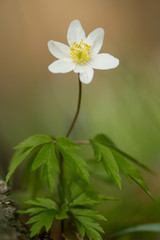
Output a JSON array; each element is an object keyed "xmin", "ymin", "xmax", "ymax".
[{"xmin": 66, "ymin": 74, "xmax": 82, "ymax": 138}]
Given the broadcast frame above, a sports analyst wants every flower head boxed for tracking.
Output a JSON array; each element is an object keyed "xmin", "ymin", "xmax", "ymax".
[{"xmin": 48, "ymin": 20, "xmax": 119, "ymax": 84}]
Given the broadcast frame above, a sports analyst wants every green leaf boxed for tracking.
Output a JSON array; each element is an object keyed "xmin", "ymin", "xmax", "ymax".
[
  {"xmin": 71, "ymin": 194, "xmax": 96, "ymax": 207},
  {"xmin": 17, "ymin": 207, "xmax": 45, "ymax": 215},
  {"xmin": 83, "ymin": 218, "xmax": 104, "ymax": 233},
  {"xmin": 14, "ymin": 134, "xmax": 53, "ymax": 150},
  {"xmin": 6, "ymin": 148, "xmax": 34, "ymax": 183},
  {"xmin": 71, "ymin": 207, "xmax": 106, "ymax": 240},
  {"xmin": 31, "ymin": 144, "xmax": 54, "ymax": 171},
  {"xmin": 110, "ymin": 223, "xmax": 160, "ymax": 239},
  {"xmin": 93, "ymin": 134, "xmax": 153, "ymax": 174},
  {"xmin": 32, "ymin": 144, "xmax": 59, "ymax": 193},
  {"xmin": 57, "ymin": 144, "xmax": 89, "ymax": 183},
  {"xmin": 46, "ymin": 145, "xmax": 60, "ymax": 193},
  {"xmin": 112, "ymin": 146, "xmax": 154, "ymax": 174},
  {"xmin": 29, "ymin": 221, "xmax": 43, "ymax": 237},
  {"xmin": 27, "ymin": 209, "xmax": 55, "ymax": 237},
  {"xmin": 70, "ymin": 192, "xmax": 117, "ymax": 207},
  {"xmin": 100, "ymin": 146, "xmax": 121, "ymax": 189},
  {"xmin": 113, "ymin": 151, "xmax": 152, "ymax": 198},
  {"xmin": 75, "ymin": 219, "xmax": 85, "ymax": 237},
  {"xmin": 90, "ymin": 140, "xmax": 102, "ymax": 162},
  {"xmin": 6, "ymin": 135, "xmax": 54, "ymax": 183},
  {"xmin": 41, "ymin": 164, "xmax": 48, "ymax": 183},
  {"xmin": 92, "ymin": 134, "xmax": 152, "ymax": 197},
  {"xmin": 71, "ymin": 208, "xmax": 107, "ymax": 221},
  {"xmin": 18, "ymin": 198, "xmax": 59, "ymax": 237},
  {"xmin": 85, "ymin": 227, "xmax": 102, "ymax": 240},
  {"xmin": 71, "ymin": 193, "xmax": 99, "ymax": 206},
  {"xmin": 31, "ymin": 144, "xmax": 50, "ymax": 171},
  {"xmin": 67, "ymin": 181, "xmax": 116, "ymax": 209},
  {"xmin": 93, "ymin": 134, "xmax": 115, "ymax": 147},
  {"xmin": 26, "ymin": 198, "xmax": 58, "ymax": 210},
  {"xmin": 76, "ymin": 216, "xmax": 104, "ymax": 233},
  {"xmin": 57, "ymin": 137, "xmax": 89, "ymax": 182},
  {"xmin": 88, "ymin": 159, "xmax": 111, "ymax": 182},
  {"xmin": 92, "ymin": 141, "xmax": 121, "ymax": 189},
  {"xmin": 21, "ymin": 147, "xmax": 41, "ymax": 186},
  {"xmin": 57, "ymin": 137, "xmax": 82, "ymax": 152}
]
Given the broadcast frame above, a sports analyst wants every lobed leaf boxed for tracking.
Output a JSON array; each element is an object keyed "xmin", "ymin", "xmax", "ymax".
[
  {"xmin": 21, "ymin": 147, "xmax": 41, "ymax": 186},
  {"xmin": 90, "ymin": 140, "xmax": 102, "ymax": 162},
  {"xmin": 71, "ymin": 208, "xmax": 107, "ymax": 221},
  {"xmin": 46, "ymin": 145, "xmax": 60, "ymax": 193},
  {"xmin": 31, "ymin": 144, "xmax": 51, "ymax": 171},
  {"xmin": 75, "ymin": 219, "xmax": 85, "ymax": 237},
  {"xmin": 14, "ymin": 134, "xmax": 53, "ymax": 150},
  {"xmin": 18, "ymin": 197, "xmax": 59, "ymax": 238},
  {"xmin": 71, "ymin": 193, "xmax": 100, "ymax": 206},
  {"xmin": 17, "ymin": 207, "xmax": 45, "ymax": 215},
  {"xmin": 70, "ymin": 192, "xmax": 117, "ymax": 207},
  {"xmin": 26, "ymin": 198, "xmax": 58, "ymax": 210},
  {"xmin": 91, "ymin": 134, "xmax": 153, "ymax": 195},
  {"xmin": 6, "ymin": 134, "xmax": 54, "ymax": 183},
  {"xmin": 31, "ymin": 144, "xmax": 59, "ymax": 192},
  {"xmin": 93, "ymin": 134, "xmax": 153, "ymax": 174},
  {"xmin": 6, "ymin": 148, "xmax": 34, "ymax": 182},
  {"xmin": 71, "ymin": 207, "xmax": 106, "ymax": 240},
  {"xmin": 27, "ymin": 209, "xmax": 55, "ymax": 237},
  {"xmin": 57, "ymin": 144, "xmax": 89, "ymax": 183},
  {"xmin": 76, "ymin": 216, "xmax": 104, "ymax": 233},
  {"xmin": 93, "ymin": 134, "xmax": 115, "ymax": 147},
  {"xmin": 57, "ymin": 137, "xmax": 82, "ymax": 152},
  {"xmin": 113, "ymin": 150, "xmax": 152, "ymax": 198},
  {"xmin": 85, "ymin": 226, "xmax": 102, "ymax": 240},
  {"xmin": 91, "ymin": 141, "xmax": 121, "ymax": 189}
]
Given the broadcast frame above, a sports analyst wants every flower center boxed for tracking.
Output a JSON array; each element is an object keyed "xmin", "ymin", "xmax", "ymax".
[{"xmin": 70, "ymin": 39, "xmax": 92, "ymax": 64}]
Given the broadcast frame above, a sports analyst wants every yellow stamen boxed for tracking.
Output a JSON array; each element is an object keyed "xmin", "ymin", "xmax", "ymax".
[{"xmin": 70, "ymin": 39, "xmax": 92, "ymax": 64}]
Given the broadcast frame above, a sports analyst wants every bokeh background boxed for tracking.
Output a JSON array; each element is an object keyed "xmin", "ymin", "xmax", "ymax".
[{"xmin": 0, "ymin": 0, "xmax": 160, "ymax": 239}]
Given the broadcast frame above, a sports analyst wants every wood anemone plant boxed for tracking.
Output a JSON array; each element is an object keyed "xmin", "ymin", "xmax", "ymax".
[{"xmin": 6, "ymin": 20, "xmax": 153, "ymax": 240}]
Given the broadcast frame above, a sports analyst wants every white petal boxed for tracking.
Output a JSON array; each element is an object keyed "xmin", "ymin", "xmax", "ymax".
[
  {"xmin": 67, "ymin": 20, "xmax": 86, "ymax": 45},
  {"xmin": 86, "ymin": 28, "xmax": 104, "ymax": 54},
  {"xmin": 74, "ymin": 63, "xmax": 89, "ymax": 73},
  {"xmin": 79, "ymin": 67, "xmax": 94, "ymax": 84},
  {"xmin": 89, "ymin": 53, "xmax": 119, "ymax": 70},
  {"xmin": 48, "ymin": 60, "xmax": 75, "ymax": 73},
  {"xmin": 48, "ymin": 40, "xmax": 71, "ymax": 60}
]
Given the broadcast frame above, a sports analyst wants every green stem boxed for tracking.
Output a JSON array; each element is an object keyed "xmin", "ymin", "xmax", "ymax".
[
  {"xmin": 59, "ymin": 152, "xmax": 65, "ymax": 240},
  {"xmin": 66, "ymin": 74, "xmax": 82, "ymax": 138},
  {"xmin": 57, "ymin": 74, "xmax": 82, "ymax": 239}
]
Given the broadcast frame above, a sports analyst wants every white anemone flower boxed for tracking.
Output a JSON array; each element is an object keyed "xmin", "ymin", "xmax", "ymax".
[{"xmin": 48, "ymin": 20, "xmax": 119, "ymax": 84}]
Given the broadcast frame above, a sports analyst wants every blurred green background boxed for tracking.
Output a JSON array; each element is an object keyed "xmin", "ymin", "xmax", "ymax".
[{"xmin": 0, "ymin": 0, "xmax": 160, "ymax": 239}]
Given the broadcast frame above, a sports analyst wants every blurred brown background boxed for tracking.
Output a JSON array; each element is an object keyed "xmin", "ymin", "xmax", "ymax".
[{"xmin": 0, "ymin": 0, "xmax": 160, "ymax": 239}]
